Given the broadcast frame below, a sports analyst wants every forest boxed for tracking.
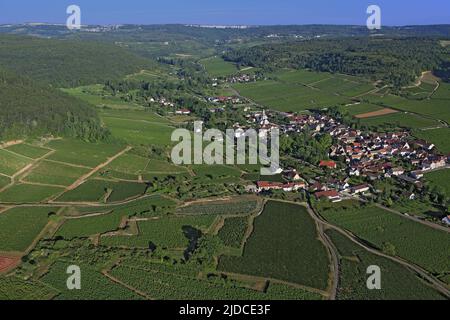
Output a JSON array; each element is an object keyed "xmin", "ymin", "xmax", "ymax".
[
  {"xmin": 224, "ymin": 38, "xmax": 447, "ymax": 87},
  {"xmin": 0, "ymin": 35, "xmax": 153, "ymax": 87},
  {"xmin": 0, "ymin": 70, "xmax": 109, "ymax": 141}
]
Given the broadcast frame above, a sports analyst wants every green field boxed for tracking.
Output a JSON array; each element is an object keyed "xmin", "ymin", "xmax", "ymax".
[
  {"xmin": 218, "ymin": 201, "xmax": 330, "ymax": 290},
  {"xmin": 57, "ymin": 196, "xmax": 172, "ymax": 238},
  {"xmin": 41, "ymin": 261, "xmax": 142, "ymax": 300},
  {"xmin": 0, "ymin": 175, "xmax": 10, "ymax": 189},
  {"xmin": 414, "ymin": 128, "xmax": 450, "ymax": 154},
  {"xmin": 199, "ymin": 56, "xmax": 238, "ymax": 77},
  {"xmin": 23, "ymin": 161, "xmax": 90, "ymax": 186},
  {"xmin": 233, "ymin": 69, "xmax": 375, "ymax": 112},
  {"xmin": 0, "ymin": 149, "xmax": 32, "ymax": 176},
  {"xmin": 0, "ymin": 276, "xmax": 58, "ymax": 300},
  {"xmin": 56, "ymin": 179, "xmax": 109, "ymax": 202},
  {"xmin": 360, "ymin": 112, "xmax": 440, "ymax": 129},
  {"xmin": 0, "ymin": 207, "xmax": 56, "ymax": 252},
  {"xmin": 5, "ymin": 143, "xmax": 51, "ymax": 159},
  {"xmin": 339, "ymin": 103, "xmax": 383, "ymax": 116},
  {"xmin": 218, "ymin": 216, "xmax": 249, "ymax": 248},
  {"xmin": 326, "ymin": 230, "xmax": 446, "ymax": 300},
  {"xmin": 102, "ymin": 117, "xmax": 174, "ymax": 146},
  {"xmin": 425, "ymin": 169, "xmax": 450, "ymax": 198},
  {"xmin": 110, "ymin": 264, "xmax": 322, "ymax": 300},
  {"xmin": 98, "ymin": 108, "xmax": 170, "ymax": 123},
  {"xmin": 234, "ymin": 79, "xmax": 349, "ymax": 112},
  {"xmin": 101, "ymin": 215, "xmax": 217, "ymax": 249},
  {"xmin": 0, "ymin": 184, "xmax": 63, "ymax": 203},
  {"xmin": 176, "ymin": 199, "xmax": 259, "ymax": 215},
  {"xmin": 56, "ymin": 179, "xmax": 146, "ymax": 203},
  {"xmin": 320, "ymin": 204, "xmax": 450, "ymax": 275},
  {"xmin": 365, "ymin": 84, "xmax": 450, "ymax": 123},
  {"xmin": 46, "ymin": 139, "xmax": 124, "ymax": 168}
]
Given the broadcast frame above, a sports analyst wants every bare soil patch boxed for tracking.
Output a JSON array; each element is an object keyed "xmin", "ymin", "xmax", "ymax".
[
  {"xmin": 355, "ymin": 108, "xmax": 398, "ymax": 119},
  {"xmin": 0, "ymin": 255, "xmax": 20, "ymax": 273}
]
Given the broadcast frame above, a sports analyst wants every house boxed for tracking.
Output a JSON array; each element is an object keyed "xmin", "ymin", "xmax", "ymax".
[
  {"xmin": 245, "ymin": 184, "xmax": 258, "ymax": 193},
  {"xmin": 256, "ymin": 181, "xmax": 283, "ymax": 192},
  {"xmin": 284, "ymin": 170, "xmax": 301, "ymax": 181},
  {"xmin": 442, "ymin": 216, "xmax": 450, "ymax": 226},
  {"xmin": 319, "ymin": 160, "xmax": 337, "ymax": 169},
  {"xmin": 176, "ymin": 109, "xmax": 191, "ymax": 115},
  {"xmin": 315, "ymin": 190, "xmax": 341, "ymax": 202},
  {"xmin": 410, "ymin": 170, "xmax": 424, "ymax": 180},
  {"xmin": 390, "ymin": 167, "xmax": 405, "ymax": 176},
  {"xmin": 351, "ymin": 184, "xmax": 370, "ymax": 195}
]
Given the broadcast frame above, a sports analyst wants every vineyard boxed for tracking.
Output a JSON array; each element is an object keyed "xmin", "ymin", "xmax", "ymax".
[
  {"xmin": 41, "ymin": 261, "xmax": 142, "ymax": 300},
  {"xmin": 176, "ymin": 198, "xmax": 260, "ymax": 216},
  {"xmin": 326, "ymin": 230, "xmax": 446, "ymax": 300},
  {"xmin": 218, "ymin": 216, "xmax": 250, "ymax": 248},
  {"xmin": 109, "ymin": 264, "xmax": 322, "ymax": 300},
  {"xmin": 218, "ymin": 201, "xmax": 330, "ymax": 290},
  {"xmin": 320, "ymin": 204, "xmax": 450, "ymax": 277}
]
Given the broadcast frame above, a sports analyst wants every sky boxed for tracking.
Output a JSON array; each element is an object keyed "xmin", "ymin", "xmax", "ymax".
[{"xmin": 0, "ymin": 0, "xmax": 449, "ymax": 26}]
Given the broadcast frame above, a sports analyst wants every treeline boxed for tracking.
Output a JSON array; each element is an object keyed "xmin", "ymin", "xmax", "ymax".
[
  {"xmin": 224, "ymin": 38, "xmax": 447, "ymax": 87},
  {"xmin": 0, "ymin": 35, "xmax": 153, "ymax": 87},
  {"xmin": 2, "ymin": 24, "xmax": 450, "ymax": 43},
  {"xmin": 0, "ymin": 70, "xmax": 109, "ymax": 141}
]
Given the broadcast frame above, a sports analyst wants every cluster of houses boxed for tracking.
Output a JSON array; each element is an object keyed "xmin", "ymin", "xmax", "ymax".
[
  {"xmin": 207, "ymin": 96, "xmax": 242, "ymax": 104},
  {"xmin": 226, "ymin": 74, "xmax": 257, "ymax": 84},
  {"xmin": 245, "ymin": 111, "xmax": 448, "ymax": 204},
  {"xmin": 149, "ymin": 97, "xmax": 175, "ymax": 108}
]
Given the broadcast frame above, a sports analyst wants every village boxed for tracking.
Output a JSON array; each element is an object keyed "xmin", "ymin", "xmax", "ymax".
[{"xmin": 238, "ymin": 108, "xmax": 449, "ymax": 222}]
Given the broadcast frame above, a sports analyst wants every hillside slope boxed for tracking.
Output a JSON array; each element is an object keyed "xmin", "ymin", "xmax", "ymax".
[
  {"xmin": 0, "ymin": 70, "xmax": 109, "ymax": 141},
  {"xmin": 0, "ymin": 35, "xmax": 153, "ymax": 87}
]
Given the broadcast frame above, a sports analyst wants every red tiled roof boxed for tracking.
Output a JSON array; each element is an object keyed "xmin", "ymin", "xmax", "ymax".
[
  {"xmin": 319, "ymin": 160, "xmax": 336, "ymax": 168},
  {"xmin": 315, "ymin": 190, "xmax": 340, "ymax": 199}
]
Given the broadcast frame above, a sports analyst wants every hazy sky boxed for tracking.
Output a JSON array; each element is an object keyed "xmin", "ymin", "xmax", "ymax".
[{"xmin": 0, "ymin": 0, "xmax": 449, "ymax": 26}]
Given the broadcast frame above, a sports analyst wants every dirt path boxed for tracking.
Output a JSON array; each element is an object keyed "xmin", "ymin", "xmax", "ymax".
[
  {"xmin": 374, "ymin": 203, "xmax": 450, "ymax": 234},
  {"xmin": 102, "ymin": 271, "xmax": 152, "ymax": 300},
  {"xmin": 63, "ymin": 146, "xmax": 132, "ymax": 193},
  {"xmin": 307, "ymin": 203, "xmax": 450, "ymax": 299}
]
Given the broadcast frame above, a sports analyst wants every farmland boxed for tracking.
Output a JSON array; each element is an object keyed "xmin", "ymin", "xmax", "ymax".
[
  {"xmin": 218, "ymin": 216, "xmax": 250, "ymax": 248},
  {"xmin": 23, "ymin": 161, "xmax": 90, "ymax": 186},
  {"xmin": 46, "ymin": 139, "xmax": 124, "ymax": 168},
  {"xmin": 425, "ymin": 169, "xmax": 450, "ymax": 198},
  {"xmin": 0, "ymin": 184, "xmax": 64, "ymax": 203},
  {"xmin": 319, "ymin": 204, "xmax": 450, "ymax": 276},
  {"xmin": 218, "ymin": 201, "xmax": 330, "ymax": 290},
  {"xmin": 176, "ymin": 198, "xmax": 259, "ymax": 215},
  {"xmin": 56, "ymin": 196, "xmax": 174, "ymax": 238},
  {"xmin": 101, "ymin": 214, "xmax": 217, "ymax": 249},
  {"xmin": 0, "ymin": 149, "xmax": 32, "ymax": 176},
  {"xmin": 414, "ymin": 128, "xmax": 450, "ymax": 154},
  {"xmin": 109, "ymin": 264, "xmax": 322, "ymax": 300},
  {"xmin": 0, "ymin": 207, "xmax": 57, "ymax": 252},
  {"xmin": 326, "ymin": 230, "xmax": 446, "ymax": 300},
  {"xmin": 101, "ymin": 116, "xmax": 174, "ymax": 146},
  {"xmin": 233, "ymin": 69, "xmax": 374, "ymax": 112},
  {"xmin": 360, "ymin": 112, "xmax": 441, "ymax": 129},
  {"xmin": 199, "ymin": 56, "xmax": 238, "ymax": 77},
  {"xmin": 5, "ymin": 143, "xmax": 51, "ymax": 159},
  {"xmin": 0, "ymin": 276, "xmax": 58, "ymax": 300},
  {"xmin": 41, "ymin": 261, "xmax": 142, "ymax": 300}
]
